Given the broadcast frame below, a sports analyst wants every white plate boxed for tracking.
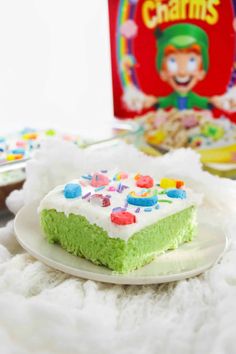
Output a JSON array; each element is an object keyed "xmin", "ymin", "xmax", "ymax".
[{"xmin": 14, "ymin": 201, "xmax": 229, "ymax": 285}]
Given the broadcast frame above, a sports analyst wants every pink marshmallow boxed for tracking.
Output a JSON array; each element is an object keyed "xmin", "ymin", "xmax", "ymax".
[
  {"xmin": 90, "ymin": 173, "xmax": 110, "ymax": 188},
  {"xmin": 120, "ymin": 20, "xmax": 138, "ymax": 39}
]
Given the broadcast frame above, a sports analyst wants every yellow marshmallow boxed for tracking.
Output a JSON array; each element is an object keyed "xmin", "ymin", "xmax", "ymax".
[{"xmin": 160, "ymin": 178, "xmax": 176, "ymax": 189}]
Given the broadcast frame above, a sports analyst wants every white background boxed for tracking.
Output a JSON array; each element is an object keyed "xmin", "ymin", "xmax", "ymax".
[{"xmin": 0, "ymin": 0, "xmax": 113, "ymax": 137}]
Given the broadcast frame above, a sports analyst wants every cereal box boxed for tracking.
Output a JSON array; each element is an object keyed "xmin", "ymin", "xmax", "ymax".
[{"xmin": 108, "ymin": 0, "xmax": 236, "ymax": 163}]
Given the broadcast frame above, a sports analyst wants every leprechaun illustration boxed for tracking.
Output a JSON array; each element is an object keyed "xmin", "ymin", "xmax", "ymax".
[{"xmin": 145, "ymin": 23, "xmax": 219, "ymax": 111}]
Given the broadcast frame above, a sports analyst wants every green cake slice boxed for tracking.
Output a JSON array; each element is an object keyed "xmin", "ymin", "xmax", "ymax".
[{"xmin": 39, "ymin": 171, "xmax": 200, "ymax": 273}]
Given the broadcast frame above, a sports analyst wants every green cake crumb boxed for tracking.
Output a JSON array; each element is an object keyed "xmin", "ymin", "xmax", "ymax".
[{"xmin": 40, "ymin": 206, "xmax": 196, "ymax": 273}]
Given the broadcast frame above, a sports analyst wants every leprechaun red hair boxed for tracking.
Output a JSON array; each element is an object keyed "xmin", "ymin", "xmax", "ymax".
[{"xmin": 164, "ymin": 44, "xmax": 202, "ymax": 56}]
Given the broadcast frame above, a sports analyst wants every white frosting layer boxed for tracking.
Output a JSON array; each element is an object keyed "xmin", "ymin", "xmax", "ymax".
[{"xmin": 39, "ymin": 171, "xmax": 202, "ymax": 241}]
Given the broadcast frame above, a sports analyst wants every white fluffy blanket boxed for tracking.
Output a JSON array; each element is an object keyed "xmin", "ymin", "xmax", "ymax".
[{"xmin": 1, "ymin": 140, "xmax": 236, "ymax": 354}]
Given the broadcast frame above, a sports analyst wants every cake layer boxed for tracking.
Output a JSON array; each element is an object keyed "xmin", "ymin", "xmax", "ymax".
[{"xmin": 40, "ymin": 206, "xmax": 196, "ymax": 273}]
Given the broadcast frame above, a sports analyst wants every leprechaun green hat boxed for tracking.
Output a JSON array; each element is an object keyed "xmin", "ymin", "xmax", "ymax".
[{"xmin": 155, "ymin": 23, "xmax": 209, "ymax": 72}]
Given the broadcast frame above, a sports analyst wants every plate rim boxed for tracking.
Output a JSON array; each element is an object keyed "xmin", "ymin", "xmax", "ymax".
[{"xmin": 14, "ymin": 201, "xmax": 229, "ymax": 285}]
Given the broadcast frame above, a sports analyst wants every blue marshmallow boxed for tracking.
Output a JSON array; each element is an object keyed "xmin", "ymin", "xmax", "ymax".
[
  {"xmin": 64, "ymin": 183, "xmax": 82, "ymax": 199},
  {"xmin": 166, "ymin": 189, "xmax": 186, "ymax": 199},
  {"xmin": 11, "ymin": 148, "xmax": 25, "ymax": 155},
  {"xmin": 127, "ymin": 194, "xmax": 158, "ymax": 207}
]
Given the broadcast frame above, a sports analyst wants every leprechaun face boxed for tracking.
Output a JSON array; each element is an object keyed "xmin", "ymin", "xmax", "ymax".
[{"xmin": 160, "ymin": 49, "xmax": 206, "ymax": 94}]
